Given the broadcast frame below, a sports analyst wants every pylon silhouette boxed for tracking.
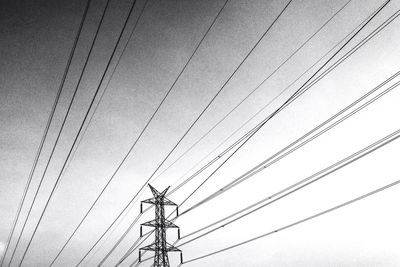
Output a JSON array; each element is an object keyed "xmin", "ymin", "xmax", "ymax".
[{"xmin": 139, "ymin": 185, "xmax": 182, "ymax": 266}]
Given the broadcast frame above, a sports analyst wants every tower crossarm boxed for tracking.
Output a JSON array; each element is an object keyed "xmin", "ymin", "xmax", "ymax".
[
  {"xmin": 141, "ymin": 219, "xmax": 178, "ymax": 229},
  {"xmin": 140, "ymin": 243, "xmax": 157, "ymax": 252},
  {"xmin": 140, "ymin": 243, "xmax": 180, "ymax": 253},
  {"xmin": 141, "ymin": 197, "xmax": 177, "ymax": 206},
  {"xmin": 165, "ymin": 243, "xmax": 181, "ymax": 252}
]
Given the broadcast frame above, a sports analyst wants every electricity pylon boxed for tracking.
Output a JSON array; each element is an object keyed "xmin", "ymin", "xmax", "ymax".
[{"xmin": 139, "ymin": 185, "xmax": 182, "ymax": 267}]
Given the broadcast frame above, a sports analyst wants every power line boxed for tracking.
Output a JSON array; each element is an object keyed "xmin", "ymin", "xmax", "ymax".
[
  {"xmin": 165, "ymin": 0, "xmax": 391, "ymax": 197},
  {"xmin": 152, "ymin": 0, "xmax": 354, "ymax": 186},
  {"xmin": 48, "ymin": 1, "xmax": 151, "ymax": 266},
  {"xmin": 118, "ymin": 230, "xmax": 153, "ymax": 265},
  {"xmin": 16, "ymin": 0, "xmax": 141, "ymax": 265},
  {"xmin": 177, "ymin": 127, "xmax": 400, "ymax": 247},
  {"xmin": 174, "ymin": 0, "xmax": 392, "ymax": 213},
  {"xmin": 183, "ymin": 178, "xmax": 400, "ymax": 264},
  {"xmin": 83, "ymin": 207, "xmax": 148, "ymax": 266},
  {"xmin": 74, "ymin": 1, "xmax": 294, "ymax": 265},
  {"xmin": 121, "ymin": 74, "xmax": 400, "ymax": 264},
  {"xmin": 99, "ymin": 6, "xmax": 366, "ymax": 260},
  {"xmin": 6, "ymin": 0, "xmax": 113, "ymax": 265},
  {"xmin": 113, "ymin": 3, "xmax": 397, "ymax": 263},
  {"xmin": 117, "ymin": 231, "xmax": 152, "ymax": 266},
  {"xmin": 97, "ymin": 212, "xmax": 142, "ymax": 266},
  {"xmin": 181, "ymin": 74, "xmax": 400, "ymax": 216},
  {"xmin": 59, "ymin": 0, "xmax": 151, "ymax": 185},
  {"xmin": 0, "ymin": 1, "xmax": 92, "ymax": 266},
  {"xmin": 49, "ymin": 0, "xmax": 230, "ymax": 265},
  {"xmin": 95, "ymin": 0, "xmax": 342, "ymax": 258}
]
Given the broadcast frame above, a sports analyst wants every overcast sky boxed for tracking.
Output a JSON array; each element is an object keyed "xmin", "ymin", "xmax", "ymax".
[{"xmin": 1, "ymin": 0, "xmax": 400, "ymax": 266}]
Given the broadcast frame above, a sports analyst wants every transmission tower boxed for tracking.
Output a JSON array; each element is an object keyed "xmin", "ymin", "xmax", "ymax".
[{"xmin": 139, "ymin": 185, "xmax": 183, "ymax": 266}]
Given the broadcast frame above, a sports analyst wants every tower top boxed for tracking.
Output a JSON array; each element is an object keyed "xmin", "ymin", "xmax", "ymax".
[{"xmin": 148, "ymin": 184, "xmax": 170, "ymax": 198}]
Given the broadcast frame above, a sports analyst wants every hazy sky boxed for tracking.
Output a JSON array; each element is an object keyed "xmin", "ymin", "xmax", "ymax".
[{"xmin": 1, "ymin": 0, "xmax": 400, "ymax": 266}]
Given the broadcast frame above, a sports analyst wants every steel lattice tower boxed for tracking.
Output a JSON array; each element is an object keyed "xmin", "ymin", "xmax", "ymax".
[{"xmin": 139, "ymin": 185, "xmax": 182, "ymax": 267}]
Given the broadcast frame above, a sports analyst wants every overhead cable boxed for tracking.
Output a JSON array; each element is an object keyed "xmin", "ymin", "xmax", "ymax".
[
  {"xmin": 166, "ymin": 1, "xmax": 396, "ymax": 197},
  {"xmin": 182, "ymin": 74, "xmax": 400, "ymax": 215},
  {"xmin": 75, "ymin": 1, "xmax": 294, "ymax": 265},
  {"xmin": 0, "ymin": 0, "xmax": 93, "ymax": 266},
  {"xmin": 152, "ymin": 0, "xmax": 354, "ymax": 185},
  {"xmin": 172, "ymin": 1, "xmax": 395, "ymax": 210},
  {"xmin": 51, "ymin": 0, "xmax": 231, "ymax": 265},
  {"xmin": 178, "ymin": 127, "xmax": 400, "ymax": 246},
  {"xmin": 114, "ymin": 3, "xmax": 396, "ymax": 263},
  {"xmin": 17, "ymin": 0, "xmax": 141, "ymax": 265},
  {"xmin": 183, "ymin": 178, "xmax": 400, "ymax": 264},
  {"xmin": 7, "ymin": 0, "xmax": 113, "ymax": 265}
]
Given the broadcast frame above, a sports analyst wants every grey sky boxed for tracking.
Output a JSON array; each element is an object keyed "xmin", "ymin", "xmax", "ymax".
[{"xmin": 1, "ymin": 0, "xmax": 400, "ymax": 266}]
